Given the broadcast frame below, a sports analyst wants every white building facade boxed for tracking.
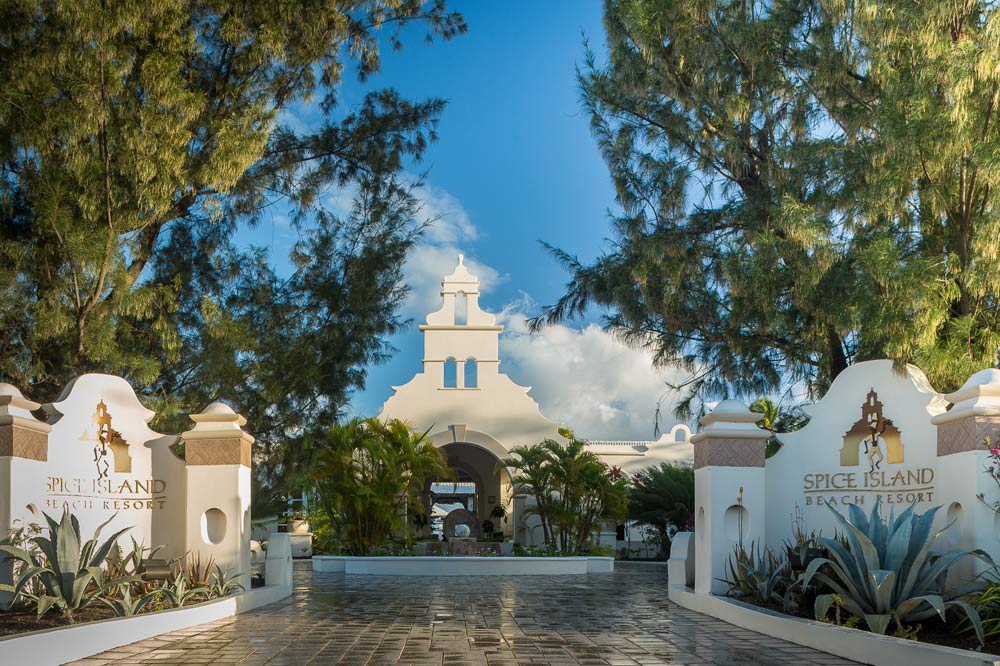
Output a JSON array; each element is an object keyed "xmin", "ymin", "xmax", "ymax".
[{"xmin": 378, "ymin": 256, "xmax": 692, "ymax": 545}]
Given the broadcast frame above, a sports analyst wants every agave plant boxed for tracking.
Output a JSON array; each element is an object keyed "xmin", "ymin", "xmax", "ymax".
[
  {"xmin": 725, "ymin": 541, "xmax": 792, "ymax": 607},
  {"xmin": 159, "ymin": 571, "xmax": 208, "ymax": 607},
  {"xmin": 803, "ymin": 499, "xmax": 990, "ymax": 642},
  {"xmin": 207, "ymin": 565, "xmax": 245, "ymax": 598},
  {"xmin": 0, "ymin": 508, "xmax": 136, "ymax": 616},
  {"xmin": 99, "ymin": 583, "xmax": 163, "ymax": 617},
  {"xmin": 109, "ymin": 537, "xmax": 166, "ymax": 579}
]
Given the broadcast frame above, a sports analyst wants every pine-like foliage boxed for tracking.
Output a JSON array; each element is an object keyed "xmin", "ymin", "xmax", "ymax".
[
  {"xmin": 534, "ymin": 0, "xmax": 1000, "ymax": 412},
  {"xmin": 0, "ymin": 1, "xmax": 466, "ymax": 477}
]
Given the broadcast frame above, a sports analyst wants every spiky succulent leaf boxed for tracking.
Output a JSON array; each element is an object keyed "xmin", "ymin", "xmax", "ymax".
[
  {"xmin": 0, "ymin": 565, "xmax": 50, "ymax": 602},
  {"xmin": 870, "ymin": 570, "xmax": 896, "ymax": 613},
  {"xmin": 89, "ymin": 527, "xmax": 133, "ymax": 569},
  {"xmin": 0, "ymin": 544, "xmax": 40, "ymax": 567},
  {"xmin": 35, "ymin": 595, "xmax": 62, "ymax": 618},
  {"xmin": 815, "ymin": 594, "xmax": 835, "ymax": 620},
  {"xmin": 946, "ymin": 599, "xmax": 985, "ymax": 646},
  {"xmin": 807, "ymin": 500, "xmax": 985, "ymax": 643},
  {"xmin": 896, "ymin": 594, "xmax": 946, "ymax": 621},
  {"xmin": 864, "ymin": 613, "xmax": 892, "ymax": 635}
]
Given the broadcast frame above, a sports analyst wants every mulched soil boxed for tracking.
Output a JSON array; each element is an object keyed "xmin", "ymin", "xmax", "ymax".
[{"xmin": 0, "ymin": 605, "xmax": 117, "ymax": 637}]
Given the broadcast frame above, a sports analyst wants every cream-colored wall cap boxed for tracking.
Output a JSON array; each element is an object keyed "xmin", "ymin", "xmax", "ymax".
[
  {"xmin": 690, "ymin": 400, "xmax": 768, "ymax": 443},
  {"xmin": 419, "ymin": 325, "xmax": 504, "ymax": 332},
  {"xmin": 932, "ymin": 368, "xmax": 1000, "ymax": 424},
  {"xmin": 698, "ymin": 399, "xmax": 762, "ymax": 426},
  {"xmin": 0, "ymin": 382, "xmax": 43, "ymax": 420},
  {"xmin": 0, "ymin": 384, "xmax": 53, "ymax": 430},
  {"xmin": 690, "ymin": 428, "xmax": 770, "ymax": 444},
  {"xmin": 185, "ymin": 401, "xmax": 254, "ymax": 443}
]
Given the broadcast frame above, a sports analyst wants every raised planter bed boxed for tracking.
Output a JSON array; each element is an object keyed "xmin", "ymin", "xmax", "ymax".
[
  {"xmin": 0, "ymin": 533, "xmax": 295, "ymax": 666},
  {"xmin": 668, "ymin": 584, "xmax": 1000, "ymax": 666},
  {"xmin": 313, "ymin": 555, "xmax": 614, "ymax": 575},
  {"xmin": 0, "ymin": 582, "xmax": 292, "ymax": 666}
]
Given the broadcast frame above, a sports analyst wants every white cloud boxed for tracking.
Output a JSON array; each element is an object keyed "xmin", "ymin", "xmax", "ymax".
[
  {"xmin": 497, "ymin": 297, "xmax": 693, "ymax": 441},
  {"xmin": 400, "ymin": 184, "xmax": 503, "ymax": 320},
  {"xmin": 411, "ymin": 183, "xmax": 478, "ymax": 246}
]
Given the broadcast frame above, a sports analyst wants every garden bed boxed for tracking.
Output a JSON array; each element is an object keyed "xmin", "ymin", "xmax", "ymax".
[
  {"xmin": 0, "ymin": 583, "xmax": 293, "ymax": 665},
  {"xmin": 668, "ymin": 585, "xmax": 1000, "ymax": 666},
  {"xmin": 0, "ymin": 605, "xmax": 117, "ymax": 637},
  {"xmin": 731, "ymin": 593, "xmax": 1000, "ymax": 655}
]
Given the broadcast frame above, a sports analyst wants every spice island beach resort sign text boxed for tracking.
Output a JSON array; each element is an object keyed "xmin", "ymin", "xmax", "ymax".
[
  {"xmin": 43, "ymin": 398, "xmax": 168, "ymax": 512},
  {"xmin": 802, "ymin": 388, "xmax": 935, "ymax": 507},
  {"xmin": 45, "ymin": 477, "xmax": 168, "ymax": 512}
]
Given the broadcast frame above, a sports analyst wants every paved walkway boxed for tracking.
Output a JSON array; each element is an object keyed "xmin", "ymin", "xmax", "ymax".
[{"xmin": 72, "ymin": 562, "xmax": 858, "ymax": 666}]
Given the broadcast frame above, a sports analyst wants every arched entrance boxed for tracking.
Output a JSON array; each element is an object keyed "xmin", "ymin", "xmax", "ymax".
[{"xmin": 423, "ymin": 429, "xmax": 514, "ymax": 540}]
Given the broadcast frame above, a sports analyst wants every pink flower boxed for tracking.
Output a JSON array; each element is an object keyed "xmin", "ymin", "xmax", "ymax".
[{"xmin": 991, "ymin": 448, "xmax": 1000, "ymax": 456}]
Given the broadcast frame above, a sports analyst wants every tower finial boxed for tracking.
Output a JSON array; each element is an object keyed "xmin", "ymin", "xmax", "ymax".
[{"xmin": 457, "ymin": 253, "xmax": 465, "ymax": 266}]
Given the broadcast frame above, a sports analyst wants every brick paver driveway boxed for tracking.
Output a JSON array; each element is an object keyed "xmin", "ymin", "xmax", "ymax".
[{"xmin": 73, "ymin": 562, "xmax": 858, "ymax": 666}]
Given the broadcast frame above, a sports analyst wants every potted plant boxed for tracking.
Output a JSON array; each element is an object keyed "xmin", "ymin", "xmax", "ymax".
[{"xmin": 288, "ymin": 510, "xmax": 309, "ymax": 534}]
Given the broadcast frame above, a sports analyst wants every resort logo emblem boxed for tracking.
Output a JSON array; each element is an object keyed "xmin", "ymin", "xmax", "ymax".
[
  {"xmin": 802, "ymin": 387, "xmax": 933, "ymax": 507},
  {"xmin": 839, "ymin": 389, "xmax": 903, "ymax": 472},
  {"xmin": 91, "ymin": 400, "xmax": 132, "ymax": 477}
]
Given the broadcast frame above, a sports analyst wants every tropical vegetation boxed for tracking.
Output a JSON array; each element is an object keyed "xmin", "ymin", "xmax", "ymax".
[
  {"xmin": 725, "ymin": 500, "xmax": 993, "ymax": 646},
  {"xmin": 500, "ymin": 428, "xmax": 628, "ymax": 554},
  {"xmin": 626, "ymin": 463, "xmax": 694, "ymax": 558},
  {"xmin": 804, "ymin": 501, "xmax": 989, "ymax": 642},
  {"xmin": 307, "ymin": 417, "xmax": 452, "ymax": 555},
  {"xmin": 0, "ymin": 509, "xmax": 135, "ymax": 617},
  {"xmin": 0, "ymin": 509, "xmax": 244, "ymax": 626},
  {"xmin": 749, "ymin": 397, "xmax": 808, "ymax": 457},
  {"xmin": 967, "ymin": 570, "xmax": 1000, "ymax": 641},
  {"xmin": 533, "ymin": 0, "xmax": 1000, "ymax": 415}
]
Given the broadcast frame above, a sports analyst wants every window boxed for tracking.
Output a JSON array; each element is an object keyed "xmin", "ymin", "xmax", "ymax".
[
  {"xmin": 444, "ymin": 358, "xmax": 457, "ymax": 388},
  {"xmin": 464, "ymin": 358, "xmax": 477, "ymax": 388},
  {"xmin": 454, "ymin": 291, "xmax": 468, "ymax": 325}
]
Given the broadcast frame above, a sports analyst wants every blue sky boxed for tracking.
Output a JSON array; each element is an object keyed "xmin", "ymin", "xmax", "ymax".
[{"xmin": 248, "ymin": 2, "xmax": 693, "ymax": 440}]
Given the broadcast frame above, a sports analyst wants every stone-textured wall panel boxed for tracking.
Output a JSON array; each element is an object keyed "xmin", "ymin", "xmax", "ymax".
[
  {"xmin": 0, "ymin": 425, "xmax": 48, "ymax": 461},
  {"xmin": 693, "ymin": 438, "xmax": 765, "ymax": 469},
  {"xmin": 185, "ymin": 438, "xmax": 251, "ymax": 467},
  {"xmin": 937, "ymin": 417, "xmax": 1000, "ymax": 456}
]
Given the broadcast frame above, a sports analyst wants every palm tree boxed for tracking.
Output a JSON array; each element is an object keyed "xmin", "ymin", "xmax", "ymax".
[
  {"xmin": 627, "ymin": 463, "xmax": 694, "ymax": 558},
  {"xmin": 309, "ymin": 417, "xmax": 451, "ymax": 554},
  {"xmin": 750, "ymin": 397, "xmax": 808, "ymax": 457},
  {"xmin": 498, "ymin": 445, "xmax": 555, "ymax": 545},
  {"xmin": 502, "ymin": 431, "xmax": 627, "ymax": 553}
]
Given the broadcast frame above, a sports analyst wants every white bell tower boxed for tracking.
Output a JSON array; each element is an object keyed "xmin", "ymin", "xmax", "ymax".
[{"xmin": 420, "ymin": 255, "xmax": 503, "ymax": 390}]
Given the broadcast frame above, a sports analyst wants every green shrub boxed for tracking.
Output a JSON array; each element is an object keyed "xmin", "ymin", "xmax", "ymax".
[
  {"xmin": 803, "ymin": 500, "xmax": 989, "ymax": 642},
  {"xmin": 627, "ymin": 463, "xmax": 695, "ymax": 558},
  {"xmin": 586, "ymin": 544, "xmax": 616, "ymax": 558},
  {"xmin": 309, "ymin": 418, "xmax": 452, "ymax": 555},
  {"xmin": 0, "ymin": 519, "xmax": 44, "ymax": 609}
]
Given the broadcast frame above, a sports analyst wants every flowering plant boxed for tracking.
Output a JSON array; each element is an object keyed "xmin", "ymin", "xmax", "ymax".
[{"xmin": 977, "ymin": 436, "xmax": 1000, "ymax": 512}]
